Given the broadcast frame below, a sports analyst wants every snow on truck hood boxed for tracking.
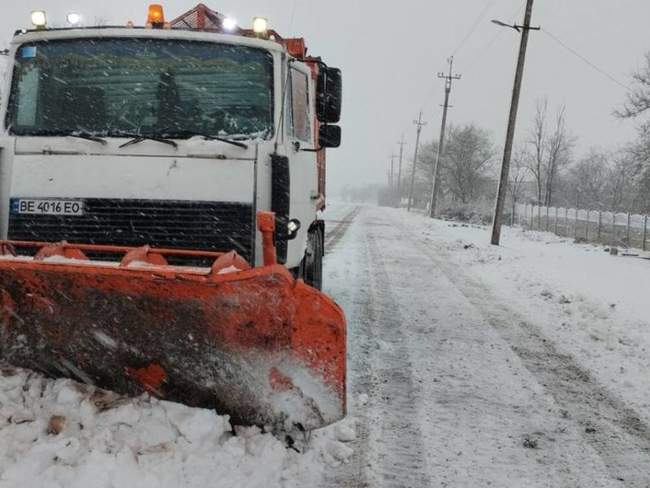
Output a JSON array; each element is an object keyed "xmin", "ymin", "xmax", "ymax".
[
  {"xmin": 10, "ymin": 152, "xmax": 257, "ymax": 203},
  {"xmin": 13, "ymin": 136, "xmax": 260, "ymax": 160}
]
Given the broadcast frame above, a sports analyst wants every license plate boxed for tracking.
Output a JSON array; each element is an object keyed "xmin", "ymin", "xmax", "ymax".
[{"xmin": 14, "ymin": 199, "xmax": 84, "ymax": 216}]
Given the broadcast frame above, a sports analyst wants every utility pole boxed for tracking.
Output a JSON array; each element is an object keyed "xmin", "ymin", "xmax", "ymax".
[
  {"xmin": 408, "ymin": 111, "xmax": 427, "ymax": 212},
  {"xmin": 429, "ymin": 56, "xmax": 461, "ymax": 218},
  {"xmin": 396, "ymin": 135, "xmax": 407, "ymax": 205},
  {"xmin": 390, "ymin": 153, "xmax": 398, "ymax": 190},
  {"xmin": 490, "ymin": 0, "xmax": 539, "ymax": 245}
]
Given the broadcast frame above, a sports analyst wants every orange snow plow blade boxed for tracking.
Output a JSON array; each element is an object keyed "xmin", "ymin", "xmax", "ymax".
[{"xmin": 0, "ymin": 212, "xmax": 346, "ymax": 430}]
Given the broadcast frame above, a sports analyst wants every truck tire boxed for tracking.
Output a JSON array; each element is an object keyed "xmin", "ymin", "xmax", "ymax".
[{"xmin": 301, "ymin": 227, "xmax": 323, "ymax": 290}]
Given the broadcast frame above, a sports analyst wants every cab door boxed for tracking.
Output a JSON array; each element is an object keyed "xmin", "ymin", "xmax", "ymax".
[{"xmin": 283, "ymin": 63, "xmax": 318, "ymax": 268}]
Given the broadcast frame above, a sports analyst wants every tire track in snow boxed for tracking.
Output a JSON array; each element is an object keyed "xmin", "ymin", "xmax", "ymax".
[
  {"xmin": 324, "ymin": 206, "xmax": 361, "ymax": 251},
  {"xmin": 406, "ymin": 220, "xmax": 650, "ymax": 487},
  {"xmin": 324, "ymin": 210, "xmax": 432, "ymax": 487},
  {"xmin": 323, "ymin": 211, "xmax": 373, "ymax": 488},
  {"xmin": 364, "ymin": 234, "xmax": 432, "ymax": 487}
]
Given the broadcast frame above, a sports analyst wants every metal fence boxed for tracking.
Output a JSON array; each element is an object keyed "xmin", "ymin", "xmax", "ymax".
[{"xmin": 515, "ymin": 203, "xmax": 650, "ymax": 251}]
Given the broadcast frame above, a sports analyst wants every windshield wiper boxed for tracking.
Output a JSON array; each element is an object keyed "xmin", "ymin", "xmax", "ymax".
[
  {"xmin": 197, "ymin": 134, "xmax": 249, "ymax": 149},
  {"xmin": 12, "ymin": 129, "xmax": 108, "ymax": 145},
  {"xmin": 117, "ymin": 134, "xmax": 178, "ymax": 149},
  {"xmin": 163, "ymin": 131, "xmax": 249, "ymax": 149},
  {"xmin": 66, "ymin": 132, "xmax": 107, "ymax": 145}
]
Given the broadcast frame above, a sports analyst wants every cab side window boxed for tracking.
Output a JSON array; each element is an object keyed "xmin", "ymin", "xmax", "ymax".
[{"xmin": 287, "ymin": 67, "xmax": 311, "ymax": 143}]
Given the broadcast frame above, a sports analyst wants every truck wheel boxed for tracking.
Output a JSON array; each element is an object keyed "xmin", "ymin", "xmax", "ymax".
[{"xmin": 301, "ymin": 228, "xmax": 323, "ymax": 290}]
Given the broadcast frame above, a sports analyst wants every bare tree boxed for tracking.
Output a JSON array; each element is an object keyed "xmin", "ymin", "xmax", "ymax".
[
  {"xmin": 608, "ymin": 155, "xmax": 635, "ymax": 212},
  {"xmin": 618, "ymin": 52, "xmax": 650, "ymax": 127},
  {"xmin": 412, "ymin": 141, "xmax": 439, "ymax": 207},
  {"xmin": 527, "ymin": 99, "xmax": 547, "ymax": 205},
  {"xmin": 442, "ymin": 125, "xmax": 494, "ymax": 204},
  {"xmin": 568, "ymin": 149, "xmax": 609, "ymax": 209},
  {"xmin": 615, "ymin": 52, "xmax": 650, "ymax": 211},
  {"xmin": 560, "ymin": 148, "xmax": 640, "ymax": 213},
  {"xmin": 508, "ymin": 147, "xmax": 530, "ymax": 223},
  {"xmin": 525, "ymin": 98, "xmax": 574, "ymax": 206}
]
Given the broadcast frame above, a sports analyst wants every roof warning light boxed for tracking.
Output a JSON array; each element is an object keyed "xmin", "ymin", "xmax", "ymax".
[
  {"xmin": 31, "ymin": 10, "xmax": 47, "ymax": 29},
  {"xmin": 66, "ymin": 13, "xmax": 82, "ymax": 26},
  {"xmin": 147, "ymin": 4, "xmax": 165, "ymax": 28},
  {"xmin": 252, "ymin": 17, "xmax": 268, "ymax": 36}
]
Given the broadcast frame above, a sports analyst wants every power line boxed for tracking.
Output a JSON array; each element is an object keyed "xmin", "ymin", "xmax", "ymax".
[
  {"xmin": 463, "ymin": 29, "xmax": 507, "ymax": 74},
  {"xmin": 463, "ymin": 3, "xmax": 526, "ymax": 74},
  {"xmin": 452, "ymin": 0, "xmax": 498, "ymax": 56},
  {"xmin": 541, "ymin": 28, "xmax": 630, "ymax": 91},
  {"xmin": 288, "ymin": 0, "xmax": 299, "ymax": 35}
]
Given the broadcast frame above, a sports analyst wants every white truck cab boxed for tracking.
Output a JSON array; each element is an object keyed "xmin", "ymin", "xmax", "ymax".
[{"xmin": 0, "ymin": 11, "xmax": 342, "ymax": 289}]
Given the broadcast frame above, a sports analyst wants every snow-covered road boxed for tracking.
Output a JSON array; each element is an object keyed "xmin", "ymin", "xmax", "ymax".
[{"xmin": 322, "ymin": 204, "xmax": 650, "ymax": 488}]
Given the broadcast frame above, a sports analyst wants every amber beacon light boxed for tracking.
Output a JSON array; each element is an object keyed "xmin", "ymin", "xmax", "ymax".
[{"xmin": 147, "ymin": 4, "xmax": 165, "ymax": 27}]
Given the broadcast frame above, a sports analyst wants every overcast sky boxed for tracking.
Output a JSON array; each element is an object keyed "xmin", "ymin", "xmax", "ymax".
[{"xmin": 1, "ymin": 1, "xmax": 649, "ymax": 194}]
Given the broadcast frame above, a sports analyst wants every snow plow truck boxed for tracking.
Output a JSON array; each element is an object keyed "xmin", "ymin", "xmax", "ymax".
[{"xmin": 0, "ymin": 4, "xmax": 345, "ymax": 430}]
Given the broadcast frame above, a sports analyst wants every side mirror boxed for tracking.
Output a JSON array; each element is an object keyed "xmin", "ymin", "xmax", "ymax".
[
  {"xmin": 317, "ymin": 67, "xmax": 342, "ymax": 124},
  {"xmin": 319, "ymin": 124, "xmax": 341, "ymax": 148}
]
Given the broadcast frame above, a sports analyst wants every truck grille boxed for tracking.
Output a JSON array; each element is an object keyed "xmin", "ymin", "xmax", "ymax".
[{"xmin": 8, "ymin": 199, "xmax": 254, "ymax": 265}]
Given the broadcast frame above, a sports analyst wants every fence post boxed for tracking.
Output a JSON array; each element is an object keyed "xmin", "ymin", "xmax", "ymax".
[
  {"xmin": 529, "ymin": 205, "xmax": 533, "ymax": 229},
  {"xmin": 532, "ymin": 205, "xmax": 535, "ymax": 229},
  {"xmin": 538, "ymin": 205, "xmax": 541, "ymax": 230},
  {"xmin": 627, "ymin": 213, "xmax": 631, "ymax": 248},
  {"xmin": 554, "ymin": 207, "xmax": 559, "ymax": 235},
  {"xmin": 545, "ymin": 206, "xmax": 549, "ymax": 231},
  {"xmin": 644, "ymin": 215, "xmax": 648, "ymax": 252},
  {"xmin": 565, "ymin": 208, "xmax": 569, "ymax": 237},
  {"xmin": 612, "ymin": 213, "xmax": 616, "ymax": 246},
  {"xmin": 586, "ymin": 210, "xmax": 590, "ymax": 241},
  {"xmin": 530, "ymin": 203, "xmax": 535, "ymax": 230},
  {"xmin": 574, "ymin": 209, "xmax": 578, "ymax": 239},
  {"xmin": 597, "ymin": 211, "xmax": 602, "ymax": 241}
]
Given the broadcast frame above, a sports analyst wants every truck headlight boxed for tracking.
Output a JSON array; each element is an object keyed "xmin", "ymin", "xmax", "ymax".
[{"xmin": 287, "ymin": 219, "xmax": 301, "ymax": 240}]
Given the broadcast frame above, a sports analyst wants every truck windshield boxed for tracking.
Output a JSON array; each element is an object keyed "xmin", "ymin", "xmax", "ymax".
[{"xmin": 6, "ymin": 38, "xmax": 274, "ymax": 139}]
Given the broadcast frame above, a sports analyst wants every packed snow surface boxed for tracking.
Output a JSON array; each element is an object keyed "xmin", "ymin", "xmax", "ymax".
[{"xmin": 322, "ymin": 204, "xmax": 650, "ymax": 487}]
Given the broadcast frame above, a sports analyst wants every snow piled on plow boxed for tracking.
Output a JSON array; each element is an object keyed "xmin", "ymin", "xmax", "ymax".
[{"xmin": 0, "ymin": 368, "xmax": 353, "ymax": 487}]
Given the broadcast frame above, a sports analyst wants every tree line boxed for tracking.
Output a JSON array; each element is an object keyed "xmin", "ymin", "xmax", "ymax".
[{"xmin": 378, "ymin": 52, "xmax": 650, "ymax": 221}]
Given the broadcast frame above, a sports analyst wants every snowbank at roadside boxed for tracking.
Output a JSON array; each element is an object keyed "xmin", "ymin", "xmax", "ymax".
[
  {"xmin": 405, "ymin": 211, "xmax": 650, "ymax": 427},
  {"xmin": 0, "ymin": 367, "xmax": 353, "ymax": 488}
]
